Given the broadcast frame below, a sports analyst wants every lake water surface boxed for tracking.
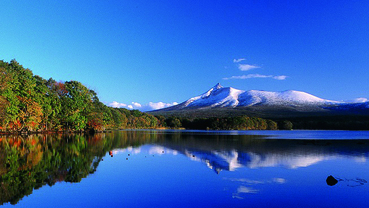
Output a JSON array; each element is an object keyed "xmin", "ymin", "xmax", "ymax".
[{"xmin": 1, "ymin": 130, "xmax": 369, "ymax": 207}]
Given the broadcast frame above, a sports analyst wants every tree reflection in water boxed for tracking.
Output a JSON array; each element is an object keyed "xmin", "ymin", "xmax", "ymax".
[{"xmin": 0, "ymin": 130, "xmax": 164, "ymax": 205}]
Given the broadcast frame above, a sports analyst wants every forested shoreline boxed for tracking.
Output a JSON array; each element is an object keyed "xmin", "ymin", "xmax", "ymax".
[{"xmin": 0, "ymin": 60, "xmax": 286, "ymax": 133}]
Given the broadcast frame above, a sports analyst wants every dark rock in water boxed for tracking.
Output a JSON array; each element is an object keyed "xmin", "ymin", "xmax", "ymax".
[{"xmin": 326, "ymin": 175, "xmax": 338, "ymax": 186}]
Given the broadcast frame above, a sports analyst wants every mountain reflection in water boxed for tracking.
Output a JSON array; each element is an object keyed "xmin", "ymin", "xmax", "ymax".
[
  {"xmin": 0, "ymin": 130, "xmax": 368, "ymax": 206},
  {"xmin": 153, "ymin": 131, "xmax": 369, "ymax": 174}
]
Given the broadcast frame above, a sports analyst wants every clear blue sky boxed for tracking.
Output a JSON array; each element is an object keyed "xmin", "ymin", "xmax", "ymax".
[{"xmin": 1, "ymin": 1, "xmax": 368, "ymax": 111}]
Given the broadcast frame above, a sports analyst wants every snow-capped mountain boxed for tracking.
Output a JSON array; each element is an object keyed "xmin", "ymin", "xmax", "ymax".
[
  {"xmin": 152, "ymin": 83, "xmax": 369, "ymax": 117},
  {"xmin": 165, "ymin": 83, "xmax": 343, "ymax": 110}
]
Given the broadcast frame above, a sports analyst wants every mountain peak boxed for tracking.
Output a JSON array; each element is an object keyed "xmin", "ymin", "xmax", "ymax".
[
  {"xmin": 201, "ymin": 83, "xmax": 224, "ymax": 98},
  {"xmin": 213, "ymin": 83, "xmax": 223, "ymax": 90}
]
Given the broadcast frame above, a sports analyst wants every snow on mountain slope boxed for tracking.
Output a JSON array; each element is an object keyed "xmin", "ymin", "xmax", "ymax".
[
  {"xmin": 177, "ymin": 83, "xmax": 337, "ymax": 109},
  {"xmin": 184, "ymin": 83, "xmax": 244, "ymax": 108},
  {"xmin": 238, "ymin": 90, "xmax": 337, "ymax": 106}
]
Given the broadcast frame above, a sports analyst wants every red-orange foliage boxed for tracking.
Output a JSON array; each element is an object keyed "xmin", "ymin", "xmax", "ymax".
[
  {"xmin": 55, "ymin": 82, "xmax": 68, "ymax": 97},
  {"xmin": 87, "ymin": 118, "xmax": 104, "ymax": 131},
  {"xmin": 8, "ymin": 120, "xmax": 22, "ymax": 130}
]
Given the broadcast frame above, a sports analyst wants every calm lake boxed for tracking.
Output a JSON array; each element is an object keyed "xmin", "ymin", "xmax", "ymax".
[{"xmin": 1, "ymin": 130, "xmax": 369, "ymax": 207}]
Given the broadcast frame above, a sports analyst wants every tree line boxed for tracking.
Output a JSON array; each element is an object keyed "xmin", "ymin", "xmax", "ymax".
[
  {"xmin": 159, "ymin": 116, "xmax": 293, "ymax": 130},
  {"xmin": 0, "ymin": 59, "xmax": 291, "ymax": 133}
]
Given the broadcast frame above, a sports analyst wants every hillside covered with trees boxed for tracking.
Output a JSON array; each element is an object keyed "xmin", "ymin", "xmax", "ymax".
[{"xmin": 0, "ymin": 60, "xmax": 162, "ymax": 133}]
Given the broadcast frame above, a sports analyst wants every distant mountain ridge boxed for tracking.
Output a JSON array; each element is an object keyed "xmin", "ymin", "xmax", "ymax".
[{"xmin": 151, "ymin": 83, "xmax": 369, "ymax": 118}]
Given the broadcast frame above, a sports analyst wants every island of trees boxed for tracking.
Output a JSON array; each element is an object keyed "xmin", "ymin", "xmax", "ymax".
[{"xmin": 0, "ymin": 59, "xmax": 294, "ymax": 133}]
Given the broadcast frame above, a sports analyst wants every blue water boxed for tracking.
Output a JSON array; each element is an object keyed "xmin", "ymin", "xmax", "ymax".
[
  {"xmin": 1, "ymin": 130, "xmax": 369, "ymax": 207},
  {"xmin": 153, "ymin": 129, "xmax": 369, "ymax": 140}
]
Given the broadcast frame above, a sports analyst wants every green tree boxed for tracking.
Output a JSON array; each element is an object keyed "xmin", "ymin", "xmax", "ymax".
[
  {"xmin": 279, "ymin": 120, "xmax": 293, "ymax": 130},
  {"xmin": 166, "ymin": 117, "xmax": 182, "ymax": 128},
  {"xmin": 61, "ymin": 81, "xmax": 94, "ymax": 131},
  {"xmin": 267, "ymin": 120, "xmax": 278, "ymax": 130}
]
